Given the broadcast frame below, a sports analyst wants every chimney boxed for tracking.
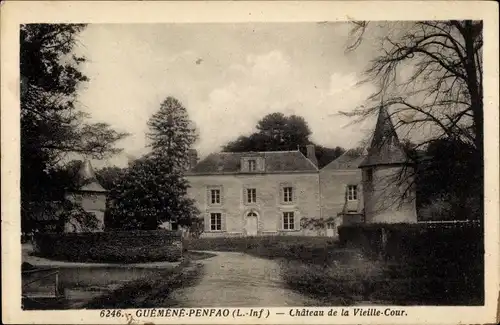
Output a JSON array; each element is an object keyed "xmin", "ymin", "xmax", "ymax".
[
  {"xmin": 188, "ymin": 149, "xmax": 198, "ymax": 170},
  {"xmin": 306, "ymin": 144, "xmax": 318, "ymax": 166}
]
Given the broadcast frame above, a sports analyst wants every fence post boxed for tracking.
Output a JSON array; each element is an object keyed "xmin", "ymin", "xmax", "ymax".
[{"xmin": 55, "ymin": 272, "xmax": 59, "ymax": 296}]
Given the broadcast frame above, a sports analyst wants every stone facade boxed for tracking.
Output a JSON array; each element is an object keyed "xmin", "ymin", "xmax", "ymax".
[
  {"xmin": 362, "ymin": 165, "xmax": 417, "ymax": 223},
  {"xmin": 186, "ymin": 107, "xmax": 418, "ymax": 237},
  {"xmin": 185, "ymin": 149, "xmax": 322, "ymax": 237},
  {"xmin": 186, "ymin": 172, "xmax": 320, "ymax": 237},
  {"xmin": 65, "ymin": 160, "xmax": 107, "ymax": 232},
  {"xmin": 359, "ymin": 106, "xmax": 418, "ymax": 224},
  {"xmin": 65, "ymin": 191, "xmax": 107, "ymax": 232}
]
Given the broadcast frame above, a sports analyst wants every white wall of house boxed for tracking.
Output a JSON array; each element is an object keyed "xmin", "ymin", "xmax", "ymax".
[
  {"xmin": 362, "ymin": 165, "xmax": 417, "ymax": 223},
  {"xmin": 186, "ymin": 172, "xmax": 320, "ymax": 237},
  {"xmin": 65, "ymin": 192, "xmax": 106, "ymax": 232}
]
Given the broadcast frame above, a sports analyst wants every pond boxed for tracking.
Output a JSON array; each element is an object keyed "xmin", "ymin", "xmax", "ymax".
[{"xmin": 23, "ymin": 266, "xmax": 175, "ymax": 309}]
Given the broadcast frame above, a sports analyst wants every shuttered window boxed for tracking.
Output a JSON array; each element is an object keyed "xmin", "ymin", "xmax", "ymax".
[
  {"xmin": 210, "ymin": 213, "xmax": 222, "ymax": 231},
  {"xmin": 207, "ymin": 186, "xmax": 223, "ymax": 206},
  {"xmin": 283, "ymin": 212, "xmax": 295, "ymax": 230}
]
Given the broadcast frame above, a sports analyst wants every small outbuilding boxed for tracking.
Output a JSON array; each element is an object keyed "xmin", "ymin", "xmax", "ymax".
[{"xmin": 65, "ymin": 160, "xmax": 108, "ymax": 232}]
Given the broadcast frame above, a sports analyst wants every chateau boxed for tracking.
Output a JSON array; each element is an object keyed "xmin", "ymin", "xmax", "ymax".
[{"xmin": 186, "ymin": 106, "xmax": 417, "ymax": 237}]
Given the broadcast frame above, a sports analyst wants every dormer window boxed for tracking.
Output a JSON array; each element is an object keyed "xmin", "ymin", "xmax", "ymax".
[
  {"xmin": 248, "ymin": 159, "xmax": 256, "ymax": 171},
  {"xmin": 241, "ymin": 157, "xmax": 262, "ymax": 172}
]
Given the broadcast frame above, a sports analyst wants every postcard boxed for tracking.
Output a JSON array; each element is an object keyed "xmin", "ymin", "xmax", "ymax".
[{"xmin": 1, "ymin": 1, "xmax": 499, "ymax": 324}]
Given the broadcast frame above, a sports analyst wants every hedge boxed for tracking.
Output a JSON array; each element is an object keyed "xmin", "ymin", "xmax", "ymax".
[
  {"xmin": 337, "ymin": 222, "xmax": 483, "ymax": 260},
  {"xmin": 33, "ymin": 230, "xmax": 183, "ymax": 263},
  {"xmin": 183, "ymin": 236, "xmax": 345, "ymax": 264},
  {"xmin": 337, "ymin": 222, "xmax": 484, "ymax": 304}
]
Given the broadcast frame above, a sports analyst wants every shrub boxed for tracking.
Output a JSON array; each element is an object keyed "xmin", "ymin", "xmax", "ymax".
[
  {"xmin": 34, "ymin": 230, "xmax": 183, "ymax": 263},
  {"xmin": 337, "ymin": 222, "xmax": 483, "ymax": 260},
  {"xmin": 183, "ymin": 236, "xmax": 340, "ymax": 264},
  {"xmin": 337, "ymin": 222, "xmax": 484, "ymax": 305}
]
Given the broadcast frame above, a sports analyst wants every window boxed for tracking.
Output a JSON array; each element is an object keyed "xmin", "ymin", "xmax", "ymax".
[
  {"xmin": 210, "ymin": 213, "xmax": 222, "ymax": 231},
  {"xmin": 283, "ymin": 187, "xmax": 293, "ymax": 203},
  {"xmin": 366, "ymin": 169, "xmax": 373, "ymax": 182},
  {"xmin": 246, "ymin": 188, "xmax": 257, "ymax": 203},
  {"xmin": 347, "ymin": 185, "xmax": 358, "ymax": 201},
  {"xmin": 248, "ymin": 159, "xmax": 256, "ymax": 171},
  {"xmin": 283, "ymin": 212, "xmax": 295, "ymax": 230},
  {"xmin": 210, "ymin": 189, "xmax": 221, "ymax": 205}
]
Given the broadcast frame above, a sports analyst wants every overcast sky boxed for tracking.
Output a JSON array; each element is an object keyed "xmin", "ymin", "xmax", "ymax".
[{"xmin": 74, "ymin": 23, "xmax": 380, "ymax": 168}]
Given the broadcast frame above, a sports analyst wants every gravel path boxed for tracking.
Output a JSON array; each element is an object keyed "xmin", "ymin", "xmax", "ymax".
[{"xmin": 168, "ymin": 251, "xmax": 321, "ymax": 307}]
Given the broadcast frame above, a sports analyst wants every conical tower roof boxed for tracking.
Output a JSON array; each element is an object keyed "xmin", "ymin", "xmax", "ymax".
[
  {"xmin": 77, "ymin": 160, "xmax": 107, "ymax": 193},
  {"xmin": 359, "ymin": 106, "xmax": 412, "ymax": 168},
  {"xmin": 79, "ymin": 160, "xmax": 97, "ymax": 181}
]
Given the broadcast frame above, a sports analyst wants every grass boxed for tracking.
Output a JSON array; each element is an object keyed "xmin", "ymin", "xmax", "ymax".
[
  {"xmin": 184, "ymin": 236, "xmax": 342, "ymax": 264},
  {"xmin": 185, "ymin": 235, "xmax": 484, "ymax": 306}
]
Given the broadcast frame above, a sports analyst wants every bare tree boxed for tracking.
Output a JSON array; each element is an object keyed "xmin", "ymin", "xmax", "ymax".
[
  {"xmin": 343, "ymin": 21, "xmax": 483, "ymax": 219},
  {"xmin": 343, "ymin": 20, "xmax": 483, "ymax": 154}
]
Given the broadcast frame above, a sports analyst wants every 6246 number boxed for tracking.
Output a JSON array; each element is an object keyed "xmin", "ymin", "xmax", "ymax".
[{"xmin": 100, "ymin": 310, "xmax": 122, "ymax": 317}]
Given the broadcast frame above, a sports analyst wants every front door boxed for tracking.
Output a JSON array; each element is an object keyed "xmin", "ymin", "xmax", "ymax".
[{"xmin": 245, "ymin": 212, "xmax": 258, "ymax": 236}]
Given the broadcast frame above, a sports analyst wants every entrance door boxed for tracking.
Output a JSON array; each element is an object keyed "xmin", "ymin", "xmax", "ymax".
[{"xmin": 245, "ymin": 212, "xmax": 258, "ymax": 236}]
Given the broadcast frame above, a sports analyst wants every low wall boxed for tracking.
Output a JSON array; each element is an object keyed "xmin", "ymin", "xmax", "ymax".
[{"xmin": 34, "ymin": 230, "xmax": 182, "ymax": 263}]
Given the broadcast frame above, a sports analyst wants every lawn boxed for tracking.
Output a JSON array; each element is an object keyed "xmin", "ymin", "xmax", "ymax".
[
  {"xmin": 184, "ymin": 235, "xmax": 484, "ymax": 306},
  {"xmin": 184, "ymin": 236, "xmax": 342, "ymax": 264}
]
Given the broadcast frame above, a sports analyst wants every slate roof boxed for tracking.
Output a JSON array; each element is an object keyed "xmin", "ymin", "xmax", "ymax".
[
  {"xmin": 76, "ymin": 160, "xmax": 107, "ymax": 193},
  {"xmin": 359, "ymin": 106, "xmax": 412, "ymax": 168},
  {"xmin": 321, "ymin": 149, "xmax": 366, "ymax": 170},
  {"xmin": 80, "ymin": 181, "xmax": 107, "ymax": 193},
  {"xmin": 186, "ymin": 150, "xmax": 318, "ymax": 175}
]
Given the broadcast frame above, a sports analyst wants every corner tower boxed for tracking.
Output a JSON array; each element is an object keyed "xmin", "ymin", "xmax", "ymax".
[
  {"xmin": 359, "ymin": 106, "xmax": 417, "ymax": 223},
  {"xmin": 65, "ymin": 160, "xmax": 108, "ymax": 232}
]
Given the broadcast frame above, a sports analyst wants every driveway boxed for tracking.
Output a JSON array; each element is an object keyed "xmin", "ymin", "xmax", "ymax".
[{"xmin": 168, "ymin": 251, "xmax": 321, "ymax": 307}]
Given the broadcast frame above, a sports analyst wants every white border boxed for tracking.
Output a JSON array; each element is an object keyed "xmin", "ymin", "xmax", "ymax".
[{"xmin": 1, "ymin": 1, "xmax": 499, "ymax": 324}]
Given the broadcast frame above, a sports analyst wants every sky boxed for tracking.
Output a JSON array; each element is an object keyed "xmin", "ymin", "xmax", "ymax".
[{"xmin": 73, "ymin": 23, "xmax": 380, "ymax": 168}]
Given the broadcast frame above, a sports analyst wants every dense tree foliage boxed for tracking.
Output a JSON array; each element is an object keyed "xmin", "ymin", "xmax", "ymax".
[
  {"xmin": 105, "ymin": 97, "xmax": 199, "ymax": 230},
  {"xmin": 222, "ymin": 112, "xmax": 345, "ymax": 168},
  {"xmin": 20, "ymin": 24, "xmax": 127, "ymax": 233},
  {"xmin": 147, "ymin": 96, "xmax": 198, "ymax": 170},
  {"xmin": 416, "ymin": 138, "xmax": 482, "ymax": 220}
]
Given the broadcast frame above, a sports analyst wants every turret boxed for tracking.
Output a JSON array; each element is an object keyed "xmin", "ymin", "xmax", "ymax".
[
  {"xmin": 359, "ymin": 106, "xmax": 417, "ymax": 223},
  {"xmin": 65, "ymin": 160, "xmax": 108, "ymax": 232}
]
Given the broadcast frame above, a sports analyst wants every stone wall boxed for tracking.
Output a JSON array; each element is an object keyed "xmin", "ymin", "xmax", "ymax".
[
  {"xmin": 65, "ymin": 192, "xmax": 107, "ymax": 232},
  {"xmin": 362, "ymin": 165, "xmax": 417, "ymax": 224},
  {"xmin": 319, "ymin": 168, "xmax": 363, "ymax": 237},
  {"xmin": 186, "ymin": 173, "xmax": 320, "ymax": 237},
  {"xmin": 319, "ymin": 169, "xmax": 362, "ymax": 218}
]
